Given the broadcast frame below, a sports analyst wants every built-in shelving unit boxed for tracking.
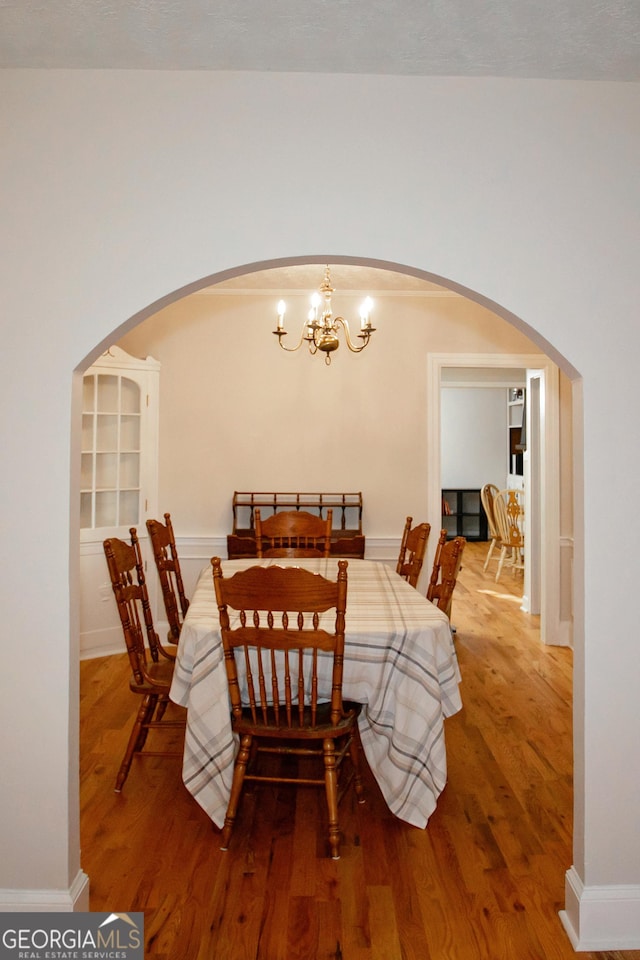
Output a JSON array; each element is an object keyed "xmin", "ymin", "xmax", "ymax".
[
  {"xmin": 441, "ymin": 488, "xmax": 488, "ymax": 541},
  {"xmin": 508, "ymin": 387, "xmax": 525, "ymax": 488}
]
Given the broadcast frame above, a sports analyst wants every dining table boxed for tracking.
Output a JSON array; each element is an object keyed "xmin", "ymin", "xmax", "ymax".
[{"xmin": 169, "ymin": 556, "xmax": 463, "ymax": 830}]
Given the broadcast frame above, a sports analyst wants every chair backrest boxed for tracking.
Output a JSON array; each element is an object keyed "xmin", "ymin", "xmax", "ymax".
[
  {"xmin": 146, "ymin": 512, "xmax": 190, "ymax": 641},
  {"xmin": 481, "ymin": 483, "xmax": 500, "ymax": 539},
  {"xmin": 212, "ymin": 557, "xmax": 348, "ymax": 728},
  {"xmin": 396, "ymin": 516, "xmax": 431, "ymax": 588},
  {"xmin": 255, "ymin": 508, "xmax": 333, "ymax": 558},
  {"xmin": 493, "ymin": 489, "xmax": 524, "ymax": 549},
  {"xmin": 103, "ymin": 529, "xmax": 166, "ymax": 685},
  {"xmin": 426, "ymin": 529, "xmax": 466, "ymax": 619}
]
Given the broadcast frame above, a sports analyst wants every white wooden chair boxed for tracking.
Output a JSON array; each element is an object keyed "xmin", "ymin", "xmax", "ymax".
[
  {"xmin": 480, "ymin": 483, "xmax": 501, "ymax": 572},
  {"xmin": 493, "ymin": 489, "xmax": 525, "ymax": 581}
]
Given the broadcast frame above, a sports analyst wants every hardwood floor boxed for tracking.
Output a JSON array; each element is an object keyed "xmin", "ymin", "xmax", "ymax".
[{"xmin": 80, "ymin": 543, "xmax": 640, "ymax": 960}]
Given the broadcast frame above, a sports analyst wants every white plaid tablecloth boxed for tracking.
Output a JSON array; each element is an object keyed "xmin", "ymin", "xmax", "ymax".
[{"xmin": 170, "ymin": 558, "xmax": 462, "ymax": 830}]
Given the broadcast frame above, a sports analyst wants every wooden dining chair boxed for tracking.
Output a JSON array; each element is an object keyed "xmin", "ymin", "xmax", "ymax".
[
  {"xmin": 426, "ymin": 529, "xmax": 467, "ymax": 621},
  {"xmin": 211, "ymin": 556, "xmax": 364, "ymax": 860},
  {"xmin": 255, "ymin": 508, "xmax": 333, "ymax": 558},
  {"xmin": 396, "ymin": 516, "xmax": 431, "ymax": 588},
  {"xmin": 146, "ymin": 512, "xmax": 190, "ymax": 643},
  {"xmin": 103, "ymin": 529, "xmax": 184, "ymax": 792},
  {"xmin": 480, "ymin": 483, "xmax": 501, "ymax": 572},
  {"xmin": 493, "ymin": 488, "xmax": 525, "ymax": 581}
]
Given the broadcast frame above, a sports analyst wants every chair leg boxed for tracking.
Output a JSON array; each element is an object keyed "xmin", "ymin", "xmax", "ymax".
[
  {"xmin": 155, "ymin": 695, "xmax": 171, "ymax": 722},
  {"xmin": 495, "ymin": 545, "xmax": 508, "ymax": 582},
  {"xmin": 483, "ymin": 538, "xmax": 496, "ymax": 572},
  {"xmin": 348, "ymin": 732, "xmax": 366, "ymax": 805},
  {"xmin": 220, "ymin": 733, "xmax": 252, "ymax": 851},
  {"xmin": 115, "ymin": 694, "xmax": 155, "ymax": 792},
  {"xmin": 133, "ymin": 695, "xmax": 160, "ymax": 752},
  {"xmin": 323, "ymin": 739, "xmax": 341, "ymax": 861}
]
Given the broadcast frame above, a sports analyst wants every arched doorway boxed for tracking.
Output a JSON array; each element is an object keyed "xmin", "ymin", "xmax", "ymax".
[{"xmin": 74, "ymin": 254, "xmax": 581, "ymax": 909}]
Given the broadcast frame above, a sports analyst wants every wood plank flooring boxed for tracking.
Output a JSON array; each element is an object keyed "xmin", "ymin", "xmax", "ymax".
[{"xmin": 80, "ymin": 543, "xmax": 640, "ymax": 960}]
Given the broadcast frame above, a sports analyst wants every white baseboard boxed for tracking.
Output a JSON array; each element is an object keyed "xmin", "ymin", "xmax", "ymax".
[
  {"xmin": 176, "ymin": 535, "xmax": 228, "ymax": 559},
  {"xmin": 560, "ymin": 865, "xmax": 640, "ymax": 950},
  {"xmin": 0, "ymin": 870, "xmax": 89, "ymax": 913},
  {"xmin": 362, "ymin": 538, "xmax": 397, "ymax": 563},
  {"xmin": 80, "ymin": 629, "xmax": 123, "ymax": 660},
  {"xmin": 549, "ymin": 618, "xmax": 573, "ymax": 648}
]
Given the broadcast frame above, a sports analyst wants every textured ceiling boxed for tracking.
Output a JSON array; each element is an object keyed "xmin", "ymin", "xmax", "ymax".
[
  {"xmin": 209, "ymin": 264, "xmax": 449, "ymax": 294},
  {"xmin": 1, "ymin": 0, "xmax": 639, "ymax": 80}
]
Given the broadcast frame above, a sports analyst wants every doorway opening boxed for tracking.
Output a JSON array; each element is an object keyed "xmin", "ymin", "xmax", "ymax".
[{"xmin": 427, "ymin": 352, "xmax": 569, "ymax": 647}]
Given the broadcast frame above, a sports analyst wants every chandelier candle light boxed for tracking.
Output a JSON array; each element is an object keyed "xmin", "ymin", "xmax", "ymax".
[{"xmin": 273, "ymin": 266, "xmax": 375, "ymax": 365}]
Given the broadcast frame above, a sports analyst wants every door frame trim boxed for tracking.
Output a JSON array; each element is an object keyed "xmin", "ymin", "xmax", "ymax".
[{"xmin": 426, "ymin": 352, "xmax": 563, "ymax": 646}]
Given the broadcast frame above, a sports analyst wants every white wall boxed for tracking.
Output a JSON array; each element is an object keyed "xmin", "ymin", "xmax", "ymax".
[
  {"xmin": 441, "ymin": 387, "xmax": 507, "ymax": 489},
  {"xmin": 1, "ymin": 70, "xmax": 639, "ymax": 948},
  {"xmin": 117, "ymin": 289, "xmax": 533, "ymax": 538}
]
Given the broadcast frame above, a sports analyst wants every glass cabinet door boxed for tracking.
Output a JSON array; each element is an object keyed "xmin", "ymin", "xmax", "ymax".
[
  {"xmin": 81, "ymin": 372, "xmax": 142, "ymax": 530},
  {"xmin": 80, "ymin": 347, "xmax": 159, "ymax": 540}
]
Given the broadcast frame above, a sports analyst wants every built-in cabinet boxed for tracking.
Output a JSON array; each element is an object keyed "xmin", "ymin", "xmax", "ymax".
[{"xmin": 79, "ymin": 346, "xmax": 160, "ymax": 657}]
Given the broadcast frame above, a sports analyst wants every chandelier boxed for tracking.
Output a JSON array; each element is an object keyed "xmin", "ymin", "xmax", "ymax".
[{"xmin": 273, "ymin": 266, "xmax": 375, "ymax": 365}]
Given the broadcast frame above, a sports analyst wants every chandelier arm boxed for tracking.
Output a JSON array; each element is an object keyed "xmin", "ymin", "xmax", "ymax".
[
  {"xmin": 334, "ymin": 316, "xmax": 371, "ymax": 353},
  {"xmin": 273, "ymin": 328, "xmax": 314, "ymax": 353}
]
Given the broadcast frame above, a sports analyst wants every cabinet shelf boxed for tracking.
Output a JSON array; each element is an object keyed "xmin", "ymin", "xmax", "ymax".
[{"xmin": 441, "ymin": 488, "xmax": 488, "ymax": 541}]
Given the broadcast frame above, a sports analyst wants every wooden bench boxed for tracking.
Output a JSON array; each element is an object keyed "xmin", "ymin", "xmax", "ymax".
[{"xmin": 227, "ymin": 491, "xmax": 365, "ymax": 559}]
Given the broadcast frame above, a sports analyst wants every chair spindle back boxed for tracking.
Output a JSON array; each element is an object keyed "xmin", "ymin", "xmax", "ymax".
[
  {"xmin": 147, "ymin": 512, "xmax": 190, "ymax": 641},
  {"xmin": 103, "ymin": 528, "xmax": 175, "ymax": 684},
  {"xmin": 255, "ymin": 508, "xmax": 333, "ymax": 558},
  {"xmin": 212, "ymin": 557, "xmax": 348, "ymax": 728},
  {"xmin": 426, "ymin": 529, "xmax": 466, "ymax": 620},
  {"xmin": 396, "ymin": 516, "xmax": 431, "ymax": 588}
]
